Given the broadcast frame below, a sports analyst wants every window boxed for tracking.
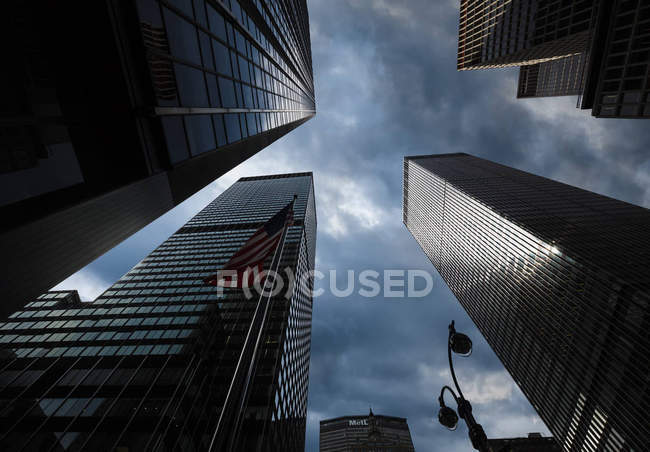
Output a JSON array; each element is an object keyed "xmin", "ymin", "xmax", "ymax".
[
  {"xmin": 199, "ymin": 31, "xmax": 213, "ymax": 69},
  {"xmin": 218, "ymin": 77, "xmax": 237, "ymax": 107},
  {"xmin": 163, "ymin": 7, "xmax": 201, "ymax": 65},
  {"xmin": 224, "ymin": 114, "xmax": 241, "ymax": 143},
  {"xmin": 134, "ymin": 345, "xmax": 154, "ymax": 355},
  {"xmin": 63, "ymin": 333, "xmax": 83, "ymax": 342},
  {"xmin": 130, "ymin": 331, "xmax": 147, "ymax": 340},
  {"xmin": 64, "ymin": 347, "xmax": 85, "ymax": 357},
  {"xmin": 152, "ymin": 344, "xmax": 170, "ymax": 355},
  {"xmin": 238, "ymin": 56, "xmax": 250, "ymax": 83},
  {"xmin": 175, "ymin": 63, "xmax": 208, "ymax": 106},
  {"xmin": 184, "ymin": 115, "xmax": 215, "ymax": 156},
  {"xmin": 98, "ymin": 332, "xmax": 115, "ymax": 340},
  {"xmin": 99, "ymin": 346, "xmax": 118, "ymax": 356},
  {"xmin": 118, "ymin": 345, "xmax": 137, "ymax": 355},
  {"xmin": 146, "ymin": 330, "xmax": 163, "ymax": 339},
  {"xmin": 213, "ymin": 40, "xmax": 232, "ymax": 76},
  {"xmin": 162, "ymin": 330, "xmax": 180, "ymax": 339},
  {"xmin": 161, "ymin": 116, "xmax": 189, "ymax": 164},
  {"xmin": 207, "ymin": 5, "xmax": 227, "ymax": 42},
  {"xmin": 206, "ymin": 73, "xmax": 221, "ymax": 107},
  {"xmin": 81, "ymin": 346, "xmax": 101, "ymax": 357},
  {"xmin": 81, "ymin": 332, "xmax": 99, "ymax": 341}
]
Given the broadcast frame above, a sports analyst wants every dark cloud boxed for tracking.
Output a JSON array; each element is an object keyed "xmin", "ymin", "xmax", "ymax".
[{"xmin": 55, "ymin": 0, "xmax": 650, "ymax": 450}]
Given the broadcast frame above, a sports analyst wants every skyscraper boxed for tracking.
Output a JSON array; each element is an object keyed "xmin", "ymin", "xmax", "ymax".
[
  {"xmin": 0, "ymin": 0, "xmax": 315, "ymax": 318},
  {"xmin": 320, "ymin": 410, "xmax": 415, "ymax": 452},
  {"xmin": 403, "ymin": 154, "xmax": 649, "ymax": 451},
  {"xmin": 457, "ymin": 0, "xmax": 650, "ymax": 118},
  {"xmin": 0, "ymin": 172, "xmax": 317, "ymax": 451}
]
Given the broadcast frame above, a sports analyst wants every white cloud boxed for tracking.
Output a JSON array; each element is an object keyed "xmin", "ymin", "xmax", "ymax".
[
  {"xmin": 52, "ymin": 268, "xmax": 110, "ymax": 301},
  {"xmin": 345, "ymin": 0, "xmax": 457, "ymax": 46},
  {"xmin": 417, "ymin": 364, "xmax": 514, "ymax": 405},
  {"xmin": 482, "ymin": 411, "xmax": 551, "ymax": 439},
  {"xmin": 415, "ymin": 363, "xmax": 551, "ymax": 441},
  {"xmin": 155, "ymin": 144, "xmax": 400, "ymax": 241},
  {"xmin": 498, "ymin": 77, "xmax": 650, "ymax": 207},
  {"xmin": 368, "ymin": 0, "xmax": 414, "ymax": 23},
  {"xmin": 317, "ymin": 175, "xmax": 397, "ymax": 239},
  {"xmin": 450, "ymin": 369, "xmax": 514, "ymax": 404}
]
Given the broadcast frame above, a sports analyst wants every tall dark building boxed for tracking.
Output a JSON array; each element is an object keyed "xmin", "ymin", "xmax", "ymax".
[
  {"xmin": 0, "ymin": 0, "xmax": 315, "ymax": 318},
  {"xmin": 457, "ymin": 0, "xmax": 650, "ymax": 118},
  {"xmin": 517, "ymin": 54, "xmax": 588, "ymax": 98},
  {"xmin": 0, "ymin": 172, "xmax": 317, "ymax": 451},
  {"xmin": 319, "ymin": 410, "xmax": 415, "ymax": 452},
  {"xmin": 487, "ymin": 432, "xmax": 561, "ymax": 452},
  {"xmin": 403, "ymin": 154, "xmax": 649, "ymax": 451}
]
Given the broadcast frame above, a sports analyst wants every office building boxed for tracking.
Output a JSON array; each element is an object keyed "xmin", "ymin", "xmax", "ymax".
[
  {"xmin": 517, "ymin": 54, "xmax": 587, "ymax": 98},
  {"xmin": 0, "ymin": 0, "xmax": 315, "ymax": 318},
  {"xmin": 487, "ymin": 432, "xmax": 561, "ymax": 452},
  {"xmin": 457, "ymin": 0, "xmax": 593, "ymax": 70},
  {"xmin": 403, "ymin": 154, "xmax": 650, "ymax": 451},
  {"xmin": 457, "ymin": 0, "xmax": 650, "ymax": 118},
  {"xmin": 0, "ymin": 172, "xmax": 317, "ymax": 451},
  {"xmin": 319, "ymin": 409, "xmax": 415, "ymax": 452}
]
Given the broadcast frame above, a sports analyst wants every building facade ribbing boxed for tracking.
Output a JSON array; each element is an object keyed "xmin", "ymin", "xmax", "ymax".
[
  {"xmin": 457, "ymin": 0, "xmax": 650, "ymax": 118},
  {"xmin": 0, "ymin": 0, "xmax": 315, "ymax": 318},
  {"xmin": 403, "ymin": 153, "xmax": 649, "ymax": 451},
  {"xmin": 0, "ymin": 172, "xmax": 317, "ymax": 451}
]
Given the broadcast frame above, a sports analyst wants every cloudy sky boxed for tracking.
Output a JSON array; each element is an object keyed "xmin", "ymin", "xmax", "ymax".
[{"xmin": 54, "ymin": 0, "xmax": 650, "ymax": 450}]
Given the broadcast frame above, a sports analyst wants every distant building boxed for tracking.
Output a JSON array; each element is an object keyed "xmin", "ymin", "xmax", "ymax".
[
  {"xmin": 403, "ymin": 153, "xmax": 650, "ymax": 451},
  {"xmin": 457, "ymin": 0, "xmax": 650, "ymax": 118},
  {"xmin": 320, "ymin": 409, "xmax": 415, "ymax": 451},
  {"xmin": 0, "ymin": 0, "xmax": 315, "ymax": 318},
  {"xmin": 0, "ymin": 172, "xmax": 317, "ymax": 451},
  {"xmin": 488, "ymin": 432, "xmax": 561, "ymax": 452}
]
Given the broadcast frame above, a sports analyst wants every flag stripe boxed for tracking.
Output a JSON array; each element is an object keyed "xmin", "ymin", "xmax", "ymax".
[
  {"xmin": 227, "ymin": 229, "xmax": 283, "ymax": 268},
  {"xmin": 203, "ymin": 200, "xmax": 295, "ymax": 289},
  {"xmin": 232, "ymin": 236, "xmax": 281, "ymax": 268}
]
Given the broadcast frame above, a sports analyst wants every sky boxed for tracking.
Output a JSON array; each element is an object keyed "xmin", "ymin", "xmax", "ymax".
[{"xmin": 54, "ymin": 0, "xmax": 650, "ymax": 450}]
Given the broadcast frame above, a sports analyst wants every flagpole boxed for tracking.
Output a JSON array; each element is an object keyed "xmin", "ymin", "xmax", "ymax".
[{"xmin": 209, "ymin": 197, "xmax": 296, "ymax": 452}]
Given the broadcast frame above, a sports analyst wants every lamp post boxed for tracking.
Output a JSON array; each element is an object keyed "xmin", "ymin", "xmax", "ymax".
[{"xmin": 437, "ymin": 321, "xmax": 489, "ymax": 452}]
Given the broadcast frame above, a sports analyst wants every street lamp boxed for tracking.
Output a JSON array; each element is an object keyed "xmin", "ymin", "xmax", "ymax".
[{"xmin": 437, "ymin": 321, "xmax": 488, "ymax": 452}]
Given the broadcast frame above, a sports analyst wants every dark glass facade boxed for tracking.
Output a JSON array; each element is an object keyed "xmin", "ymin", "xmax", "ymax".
[
  {"xmin": 320, "ymin": 411, "xmax": 415, "ymax": 452},
  {"xmin": 457, "ymin": 0, "xmax": 592, "ymax": 70},
  {"xmin": 0, "ymin": 0, "xmax": 315, "ymax": 318},
  {"xmin": 457, "ymin": 0, "xmax": 650, "ymax": 118},
  {"xmin": 0, "ymin": 172, "xmax": 317, "ymax": 451},
  {"xmin": 403, "ymin": 154, "xmax": 649, "ymax": 451},
  {"xmin": 517, "ymin": 54, "xmax": 587, "ymax": 98},
  {"xmin": 586, "ymin": 0, "xmax": 650, "ymax": 118}
]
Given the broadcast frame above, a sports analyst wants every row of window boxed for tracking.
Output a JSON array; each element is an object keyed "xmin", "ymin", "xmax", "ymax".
[
  {"xmin": 0, "ymin": 315, "xmax": 202, "ymax": 331},
  {"xmin": 16, "ymin": 303, "xmax": 208, "ymax": 318},
  {"xmin": 10, "ymin": 343, "xmax": 186, "ymax": 359},
  {"xmin": 0, "ymin": 328, "xmax": 194, "ymax": 345},
  {"xmin": 220, "ymin": 0, "xmax": 314, "ymax": 99},
  {"xmin": 163, "ymin": 110, "xmax": 310, "ymax": 163},
  {"xmin": 143, "ymin": 1, "xmax": 312, "ymax": 110}
]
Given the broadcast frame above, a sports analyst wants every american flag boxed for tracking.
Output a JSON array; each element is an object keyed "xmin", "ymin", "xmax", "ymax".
[{"xmin": 204, "ymin": 199, "xmax": 295, "ymax": 288}]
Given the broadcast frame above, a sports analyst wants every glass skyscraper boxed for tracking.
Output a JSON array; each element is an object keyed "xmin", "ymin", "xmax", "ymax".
[
  {"xmin": 457, "ymin": 0, "xmax": 650, "ymax": 119},
  {"xmin": 403, "ymin": 154, "xmax": 649, "ymax": 451},
  {"xmin": 0, "ymin": 172, "xmax": 317, "ymax": 451},
  {"xmin": 1, "ymin": 0, "xmax": 315, "ymax": 319}
]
